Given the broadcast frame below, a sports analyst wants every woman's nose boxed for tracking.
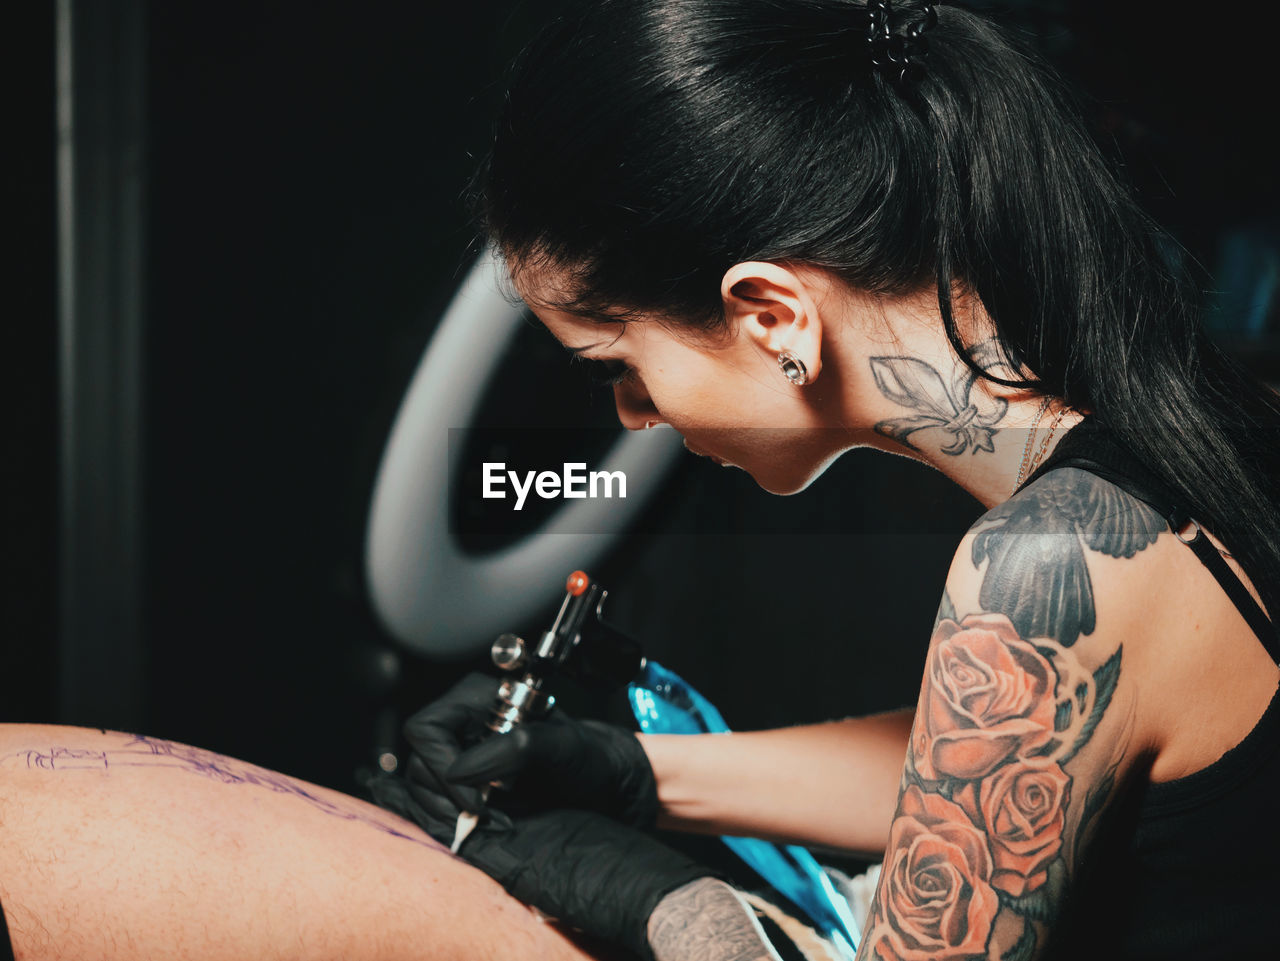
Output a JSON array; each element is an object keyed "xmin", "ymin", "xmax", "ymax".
[{"xmin": 613, "ymin": 379, "xmax": 661, "ymax": 431}]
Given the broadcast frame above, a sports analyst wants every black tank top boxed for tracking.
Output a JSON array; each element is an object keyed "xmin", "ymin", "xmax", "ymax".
[{"xmin": 1017, "ymin": 415, "xmax": 1280, "ymax": 960}]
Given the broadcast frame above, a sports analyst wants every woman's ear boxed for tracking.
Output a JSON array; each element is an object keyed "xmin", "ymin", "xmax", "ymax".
[{"xmin": 720, "ymin": 261, "xmax": 824, "ymax": 384}]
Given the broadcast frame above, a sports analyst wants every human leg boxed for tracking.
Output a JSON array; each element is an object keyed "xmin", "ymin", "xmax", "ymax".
[{"xmin": 0, "ymin": 724, "xmax": 606, "ymax": 961}]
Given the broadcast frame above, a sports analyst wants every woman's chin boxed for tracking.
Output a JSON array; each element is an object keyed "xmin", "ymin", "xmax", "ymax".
[{"xmin": 741, "ymin": 458, "xmax": 833, "ymax": 496}]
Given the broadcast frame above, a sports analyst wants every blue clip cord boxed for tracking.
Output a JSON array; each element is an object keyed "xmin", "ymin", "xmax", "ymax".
[{"xmin": 628, "ymin": 660, "xmax": 860, "ymax": 958}]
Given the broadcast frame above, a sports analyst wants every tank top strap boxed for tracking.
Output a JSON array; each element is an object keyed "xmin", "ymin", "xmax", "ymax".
[{"xmin": 1017, "ymin": 417, "xmax": 1280, "ymax": 664}]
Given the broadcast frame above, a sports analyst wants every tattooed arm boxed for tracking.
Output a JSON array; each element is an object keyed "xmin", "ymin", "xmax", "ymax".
[
  {"xmin": 647, "ymin": 878, "xmax": 782, "ymax": 961},
  {"xmin": 854, "ymin": 468, "xmax": 1168, "ymax": 961}
]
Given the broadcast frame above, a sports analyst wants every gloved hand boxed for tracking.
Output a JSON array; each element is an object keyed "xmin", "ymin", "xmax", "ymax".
[
  {"xmin": 370, "ymin": 776, "xmax": 714, "ymax": 961},
  {"xmin": 399, "ymin": 671, "xmax": 659, "ymax": 827}
]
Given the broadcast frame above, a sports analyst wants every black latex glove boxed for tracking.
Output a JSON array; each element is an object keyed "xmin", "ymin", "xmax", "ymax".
[
  {"xmin": 370, "ymin": 776, "xmax": 714, "ymax": 961},
  {"xmin": 400, "ymin": 671, "xmax": 659, "ymax": 827}
]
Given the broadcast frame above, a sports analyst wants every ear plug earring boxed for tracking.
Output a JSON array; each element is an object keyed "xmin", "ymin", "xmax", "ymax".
[{"xmin": 777, "ymin": 350, "xmax": 809, "ymax": 386}]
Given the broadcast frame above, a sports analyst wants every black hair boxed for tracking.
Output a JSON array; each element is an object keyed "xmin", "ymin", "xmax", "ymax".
[{"xmin": 477, "ymin": 0, "xmax": 1280, "ymax": 611}]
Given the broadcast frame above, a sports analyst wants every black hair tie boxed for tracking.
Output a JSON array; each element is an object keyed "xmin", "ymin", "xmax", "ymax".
[{"xmin": 867, "ymin": 0, "xmax": 939, "ymax": 84}]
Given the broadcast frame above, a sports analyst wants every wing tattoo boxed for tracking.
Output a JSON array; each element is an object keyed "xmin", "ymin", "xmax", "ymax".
[{"xmin": 971, "ymin": 469, "xmax": 1164, "ymax": 647}]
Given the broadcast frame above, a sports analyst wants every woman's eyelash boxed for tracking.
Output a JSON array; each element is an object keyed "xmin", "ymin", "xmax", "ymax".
[{"xmin": 572, "ymin": 355, "xmax": 634, "ymax": 387}]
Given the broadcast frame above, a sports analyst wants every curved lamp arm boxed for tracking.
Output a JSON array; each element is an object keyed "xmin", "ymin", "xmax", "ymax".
[{"xmin": 364, "ymin": 247, "xmax": 685, "ymax": 659}]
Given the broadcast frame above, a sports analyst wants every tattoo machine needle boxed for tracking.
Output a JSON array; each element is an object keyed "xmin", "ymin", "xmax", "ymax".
[{"xmin": 451, "ymin": 804, "xmax": 483, "ymax": 853}]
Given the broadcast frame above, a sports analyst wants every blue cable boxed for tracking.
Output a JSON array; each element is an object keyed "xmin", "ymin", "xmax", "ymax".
[{"xmin": 628, "ymin": 660, "xmax": 860, "ymax": 958}]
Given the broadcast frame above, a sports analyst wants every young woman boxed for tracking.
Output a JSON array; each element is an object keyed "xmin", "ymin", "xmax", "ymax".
[{"xmin": 375, "ymin": 1, "xmax": 1280, "ymax": 960}]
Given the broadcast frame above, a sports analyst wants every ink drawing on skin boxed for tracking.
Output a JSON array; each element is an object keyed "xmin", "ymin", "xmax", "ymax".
[
  {"xmin": 1, "ymin": 732, "xmax": 449, "ymax": 852},
  {"xmin": 871, "ymin": 339, "xmax": 1010, "ymax": 456}
]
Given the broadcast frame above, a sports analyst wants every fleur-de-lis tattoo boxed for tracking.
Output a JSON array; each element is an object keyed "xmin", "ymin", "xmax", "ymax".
[{"xmin": 871, "ymin": 340, "xmax": 1009, "ymax": 455}]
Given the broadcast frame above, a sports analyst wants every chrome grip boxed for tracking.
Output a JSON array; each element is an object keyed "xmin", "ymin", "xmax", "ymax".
[{"xmin": 486, "ymin": 675, "xmax": 555, "ymax": 735}]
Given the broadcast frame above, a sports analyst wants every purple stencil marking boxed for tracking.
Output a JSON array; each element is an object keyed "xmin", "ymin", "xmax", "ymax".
[{"xmin": 3, "ymin": 735, "xmax": 448, "ymax": 854}]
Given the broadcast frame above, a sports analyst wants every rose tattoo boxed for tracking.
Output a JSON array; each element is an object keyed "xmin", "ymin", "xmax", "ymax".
[
  {"xmin": 956, "ymin": 758, "xmax": 1071, "ymax": 898},
  {"xmin": 871, "ymin": 611, "xmax": 1122, "ymax": 959},
  {"xmin": 870, "ymin": 786, "xmax": 1000, "ymax": 961},
  {"xmin": 915, "ymin": 614, "xmax": 1057, "ymax": 782}
]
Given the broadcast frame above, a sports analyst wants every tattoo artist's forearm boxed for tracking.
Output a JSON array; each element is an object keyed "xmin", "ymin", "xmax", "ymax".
[
  {"xmin": 643, "ymin": 712, "xmax": 911, "ymax": 852},
  {"xmin": 647, "ymin": 878, "xmax": 777, "ymax": 961}
]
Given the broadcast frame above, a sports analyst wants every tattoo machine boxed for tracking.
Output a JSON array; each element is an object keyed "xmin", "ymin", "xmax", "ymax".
[
  {"xmin": 483, "ymin": 569, "xmax": 645, "ymax": 734},
  {"xmin": 459, "ymin": 569, "xmax": 861, "ymax": 956},
  {"xmin": 449, "ymin": 570, "xmax": 643, "ymax": 851}
]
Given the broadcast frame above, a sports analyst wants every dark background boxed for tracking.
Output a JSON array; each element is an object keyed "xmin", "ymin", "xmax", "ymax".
[{"xmin": 8, "ymin": 0, "xmax": 1279, "ymax": 838}]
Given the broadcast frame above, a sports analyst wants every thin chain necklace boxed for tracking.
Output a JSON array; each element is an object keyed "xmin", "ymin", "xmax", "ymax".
[
  {"xmin": 1015, "ymin": 402, "xmax": 1069, "ymax": 495},
  {"xmin": 1013, "ymin": 396, "xmax": 1052, "ymax": 493}
]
